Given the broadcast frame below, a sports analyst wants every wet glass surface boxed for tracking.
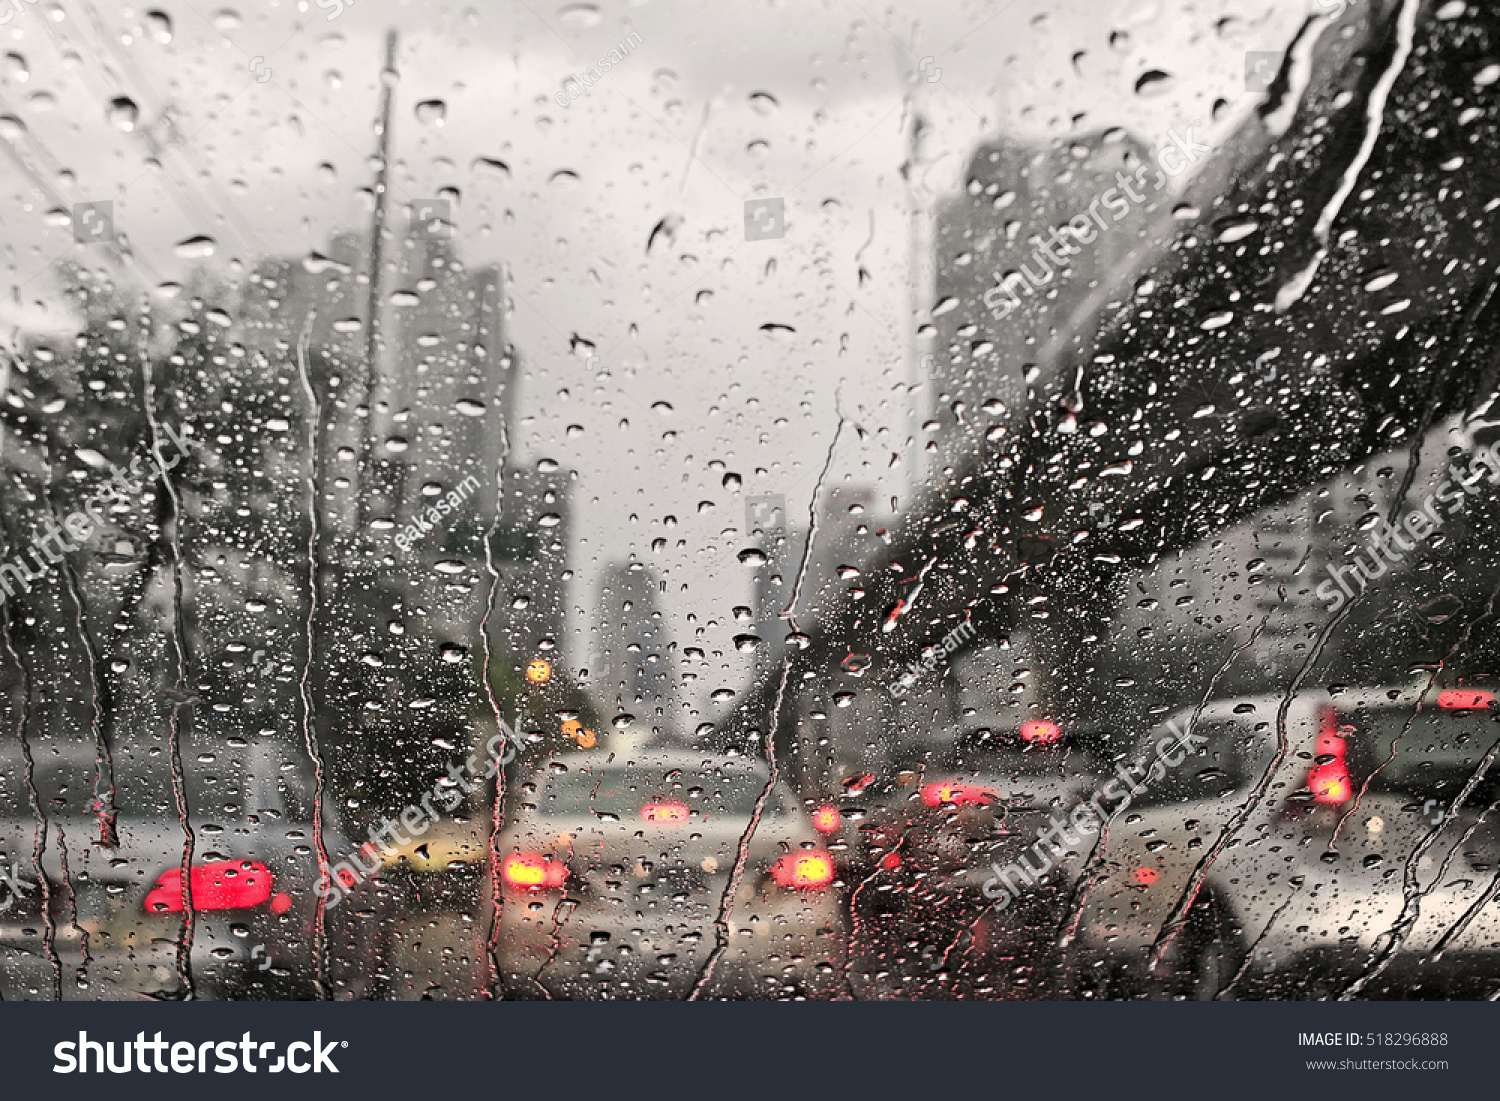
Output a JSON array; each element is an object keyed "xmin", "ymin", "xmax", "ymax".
[{"xmin": 2, "ymin": 0, "xmax": 1500, "ymax": 1000}]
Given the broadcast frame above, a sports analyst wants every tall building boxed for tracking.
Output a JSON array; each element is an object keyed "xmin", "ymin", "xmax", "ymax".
[
  {"xmin": 928, "ymin": 130, "xmax": 1157, "ymax": 415},
  {"xmin": 491, "ymin": 464, "xmax": 573, "ymax": 655},
  {"xmin": 594, "ymin": 559, "xmax": 677, "ymax": 739}
]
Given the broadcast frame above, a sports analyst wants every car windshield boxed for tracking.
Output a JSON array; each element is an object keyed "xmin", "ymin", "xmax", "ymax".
[{"xmin": 3, "ymin": 0, "xmax": 1500, "ymax": 1008}]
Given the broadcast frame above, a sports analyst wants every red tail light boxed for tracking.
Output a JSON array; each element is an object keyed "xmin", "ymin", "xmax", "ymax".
[
  {"xmin": 920, "ymin": 782, "xmax": 997, "ymax": 807},
  {"xmin": 640, "ymin": 801, "xmax": 689, "ymax": 824},
  {"xmin": 144, "ymin": 861, "xmax": 273, "ymax": 913},
  {"xmin": 1439, "ymin": 689, "xmax": 1494, "ymax": 710},
  {"xmin": 501, "ymin": 852, "xmax": 568, "ymax": 890},
  {"xmin": 881, "ymin": 852, "xmax": 903, "ymax": 870},
  {"xmin": 1307, "ymin": 706, "xmax": 1352, "ymax": 805},
  {"xmin": 1020, "ymin": 720, "xmax": 1062, "ymax": 744},
  {"xmin": 1131, "ymin": 866, "xmax": 1158, "ymax": 886},
  {"xmin": 812, "ymin": 805, "xmax": 841, "ymax": 833},
  {"xmin": 771, "ymin": 850, "xmax": 835, "ymax": 889}
]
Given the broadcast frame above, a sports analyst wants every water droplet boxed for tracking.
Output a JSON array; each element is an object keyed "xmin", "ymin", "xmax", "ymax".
[
  {"xmin": 414, "ymin": 99, "xmax": 446, "ymax": 126},
  {"xmin": 383, "ymin": 436, "xmax": 409, "ymax": 453},
  {"xmin": 455, "ymin": 398, "xmax": 486, "ymax": 417},
  {"xmin": 471, "ymin": 156, "xmax": 510, "ymax": 178},
  {"xmin": 433, "ymin": 560, "xmax": 467, "ymax": 575},
  {"xmin": 1134, "ymin": 70, "xmax": 1174, "ymax": 97},
  {"xmin": 733, "ymin": 634, "xmax": 762, "ymax": 652},
  {"xmin": 558, "ymin": 3, "xmax": 601, "ymax": 29},
  {"xmin": 108, "ymin": 97, "xmax": 139, "ymax": 131},
  {"xmin": 737, "ymin": 548, "xmax": 767, "ymax": 566},
  {"xmin": 174, "ymin": 235, "xmax": 216, "ymax": 259},
  {"xmin": 146, "ymin": 10, "xmax": 172, "ymax": 41},
  {"xmin": 1214, "ymin": 216, "xmax": 1259, "ymax": 243}
]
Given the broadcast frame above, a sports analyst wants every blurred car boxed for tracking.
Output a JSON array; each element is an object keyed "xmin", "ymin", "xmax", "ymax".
[
  {"xmin": 1067, "ymin": 679, "xmax": 1500, "ymax": 999},
  {"xmin": 494, "ymin": 749, "xmax": 846, "ymax": 998},
  {"xmin": 846, "ymin": 719, "xmax": 1100, "ymax": 997},
  {"xmin": 0, "ymin": 739, "xmax": 351, "ymax": 1000}
]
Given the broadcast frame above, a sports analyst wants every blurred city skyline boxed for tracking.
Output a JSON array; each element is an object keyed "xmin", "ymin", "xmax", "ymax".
[{"xmin": 0, "ymin": 0, "xmax": 1309, "ymax": 730}]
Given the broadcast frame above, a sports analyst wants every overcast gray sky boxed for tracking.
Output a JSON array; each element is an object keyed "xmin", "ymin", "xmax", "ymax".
[{"xmin": 0, "ymin": 0, "xmax": 1310, "ymax": 729}]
